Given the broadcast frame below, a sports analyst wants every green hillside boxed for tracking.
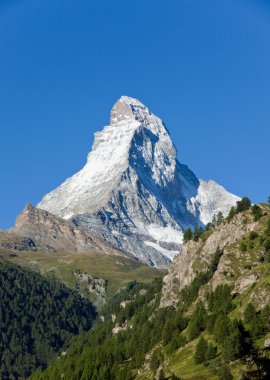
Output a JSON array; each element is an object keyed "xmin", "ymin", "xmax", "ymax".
[
  {"xmin": 2, "ymin": 250, "xmax": 165, "ymax": 307},
  {"xmin": 28, "ymin": 202, "xmax": 270, "ymax": 380},
  {"xmin": 0, "ymin": 261, "xmax": 97, "ymax": 380}
]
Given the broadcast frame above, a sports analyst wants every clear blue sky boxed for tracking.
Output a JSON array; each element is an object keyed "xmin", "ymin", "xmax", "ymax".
[{"xmin": 0, "ymin": 0, "xmax": 270, "ymax": 229}]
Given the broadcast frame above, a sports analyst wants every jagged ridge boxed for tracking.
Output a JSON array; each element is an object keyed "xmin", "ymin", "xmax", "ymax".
[{"xmin": 37, "ymin": 96, "xmax": 239, "ymax": 267}]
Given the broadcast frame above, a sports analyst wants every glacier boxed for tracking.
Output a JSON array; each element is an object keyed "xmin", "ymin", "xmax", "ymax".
[{"xmin": 38, "ymin": 96, "xmax": 239, "ymax": 267}]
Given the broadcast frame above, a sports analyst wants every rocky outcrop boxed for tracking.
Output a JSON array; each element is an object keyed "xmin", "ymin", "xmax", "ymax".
[
  {"xmin": 9, "ymin": 204, "xmax": 132, "ymax": 257},
  {"xmin": 160, "ymin": 211, "xmax": 260, "ymax": 307},
  {"xmin": 74, "ymin": 270, "xmax": 107, "ymax": 306},
  {"xmin": 0, "ymin": 231, "xmax": 38, "ymax": 252},
  {"xmin": 37, "ymin": 96, "xmax": 239, "ymax": 267}
]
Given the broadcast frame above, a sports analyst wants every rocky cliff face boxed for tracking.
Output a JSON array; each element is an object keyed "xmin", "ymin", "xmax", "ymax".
[
  {"xmin": 37, "ymin": 96, "xmax": 239, "ymax": 267},
  {"xmin": 161, "ymin": 205, "xmax": 270, "ymax": 309},
  {"xmin": 0, "ymin": 230, "xmax": 38, "ymax": 252},
  {"xmin": 9, "ymin": 204, "xmax": 131, "ymax": 257}
]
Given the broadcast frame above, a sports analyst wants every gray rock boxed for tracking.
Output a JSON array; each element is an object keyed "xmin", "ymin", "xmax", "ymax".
[{"xmin": 37, "ymin": 96, "xmax": 239, "ymax": 267}]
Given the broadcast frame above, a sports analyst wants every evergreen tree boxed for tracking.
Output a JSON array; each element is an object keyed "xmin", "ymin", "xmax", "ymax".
[
  {"xmin": 175, "ymin": 313, "xmax": 188, "ymax": 332},
  {"xmin": 216, "ymin": 211, "xmax": 224, "ymax": 225},
  {"xmin": 208, "ymin": 285, "xmax": 234, "ymax": 315},
  {"xmin": 251, "ymin": 204, "xmax": 263, "ymax": 221},
  {"xmin": 162, "ymin": 320, "xmax": 175, "ymax": 345},
  {"xmin": 214, "ymin": 315, "xmax": 231, "ymax": 343},
  {"xmin": 243, "ymin": 303, "xmax": 256, "ymax": 324},
  {"xmin": 227, "ymin": 206, "xmax": 236, "ymax": 221},
  {"xmin": 194, "ymin": 337, "xmax": 208, "ymax": 364},
  {"xmin": 206, "ymin": 313, "xmax": 217, "ymax": 334},
  {"xmin": 188, "ymin": 302, "xmax": 208, "ymax": 340},
  {"xmin": 236, "ymin": 197, "xmax": 251, "ymax": 213},
  {"xmin": 209, "ymin": 247, "xmax": 223, "ymax": 273},
  {"xmin": 183, "ymin": 228, "xmax": 193, "ymax": 242},
  {"xmin": 206, "ymin": 343, "xmax": 217, "ymax": 361},
  {"xmin": 193, "ymin": 226, "xmax": 204, "ymax": 241},
  {"xmin": 222, "ymin": 320, "xmax": 244, "ymax": 362},
  {"xmin": 249, "ymin": 314, "xmax": 265, "ymax": 339}
]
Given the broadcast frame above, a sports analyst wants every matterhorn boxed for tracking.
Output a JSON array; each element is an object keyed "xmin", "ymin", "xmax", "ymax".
[{"xmin": 38, "ymin": 96, "xmax": 239, "ymax": 267}]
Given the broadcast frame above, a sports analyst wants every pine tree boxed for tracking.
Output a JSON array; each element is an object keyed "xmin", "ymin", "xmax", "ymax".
[
  {"xmin": 209, "ymin": 247, "xmax": 223, "ymax": 273},
  {"xmin": 216, "ymin": 211, "xmax": 224, "ymax": 225},
  {"xmin": 249, "ymin": 314, "xmax": 265, "ymax": 339},
  {"xmin": 214, "ymin": 315, "xmax": 230, "ymax": 343},
  {"xmin": 194, "ymin": 337, "xmax": 208, "ymax": 364},
  {"xmin": 243, "ymin": 303, "xmax": 256, "ymax": 324},
  {"xmin": 222, "ymin": 321, "xmax": 244, "ymax": 362},
  {"xmin": 189, "ymin": 302, "xmax": 208, "ymax": 340},
  {"xmin": 206, "ymin": 343, "xmax": 217, "ymax": 360},
  {"xmin": 175, "ymin": 314, "xmax": 188, "ymax": 332},
  {"xmin": 193, "ymin": 226, "xmax": 204, "ymax": 241},
  {"xmin": 251, "ymin": 204, "xmax": 263, "ymax": 221},
  {"xmin": 162, "ymin": 320, "xmax": 175, "ymax": 345},
  {"xmin": 236, "ymin": 197, "xmax": 252, "ymax": 213},
  {"xmin": 183, "ymin": 228, "xmax": 193, "ymax": 242},
  {"xmin": 228, "ymin": 207, "xmax": 237, "ymax": 221}
]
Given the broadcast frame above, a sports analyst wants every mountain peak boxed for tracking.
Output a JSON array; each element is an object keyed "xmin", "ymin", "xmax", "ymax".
[
  {"xmin": 116, "ymin": 95, "xmax": 145, "ymax": 107},
  {"xmin": 110, "ymin": 95, "xmax": 150, "ymax": 126},
  {"xmin": 37, "ymin": 97, "xmax": 239, "ymax": 267}
]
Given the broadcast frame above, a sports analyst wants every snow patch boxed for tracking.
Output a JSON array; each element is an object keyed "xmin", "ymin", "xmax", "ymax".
[
  {"xmin": 144, "ymin": 241, "xmax": 179, "ymax": 261},
  {"xmin": 143, "ymin": 224, "xmax": 183, "ymax": 245}
]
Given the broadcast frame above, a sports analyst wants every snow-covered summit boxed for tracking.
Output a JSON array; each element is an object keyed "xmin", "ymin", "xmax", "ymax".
[
  {"xmin": 39, "ymin": 96, "xmax": 177, "ymax": 218},
  {"xmin": 110, "ymin": 95, "xmax": 146, "ymax": 125},
  {"xmin": 38, "ymin": 96, "xmax": 239, "ymax": 267}
]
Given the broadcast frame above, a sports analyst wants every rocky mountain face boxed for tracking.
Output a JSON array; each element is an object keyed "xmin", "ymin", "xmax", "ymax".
[
  {"xmin": 0, "ymin": 230, "xmax": 38, "ymax": 252},
  {"xmin": 37, "ymin": 96, "xmax": 239, "ymax": 267},
  {"xmin": 161, "ymin": 204, "xmax": 270, "ymax": 309},
  {"xmin": 9, "ymin": 204, "xmax": 130, "ymax": 257}
]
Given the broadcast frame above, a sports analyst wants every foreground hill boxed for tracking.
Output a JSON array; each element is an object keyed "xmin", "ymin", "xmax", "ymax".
[
  {"xmin": 0, "ymin": 261, "xmax": 96, "ymax": 380},
  {"xmin": 29, "ymin": 201, "xmax": 270, "ymax": 379}
]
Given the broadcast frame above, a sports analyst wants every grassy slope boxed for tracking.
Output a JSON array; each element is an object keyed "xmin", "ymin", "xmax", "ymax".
[{"xmin": 1, "ymin": 250, "xmax": 165, "ymax": 304}]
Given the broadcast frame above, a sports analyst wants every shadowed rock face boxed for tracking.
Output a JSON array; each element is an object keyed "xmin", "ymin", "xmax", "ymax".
[
  {"xmin": 9, "ymin": 204, "xmax": 133, "ymax": 258},
  {"xmin": 37, "ymin": 96, "xmax": 239, "ymax": 267}
]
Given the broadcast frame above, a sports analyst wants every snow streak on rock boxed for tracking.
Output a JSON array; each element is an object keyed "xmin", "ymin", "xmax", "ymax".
[{"xmin": 38, "ymin": 96, "xmax": 239, "ymax": 267}]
